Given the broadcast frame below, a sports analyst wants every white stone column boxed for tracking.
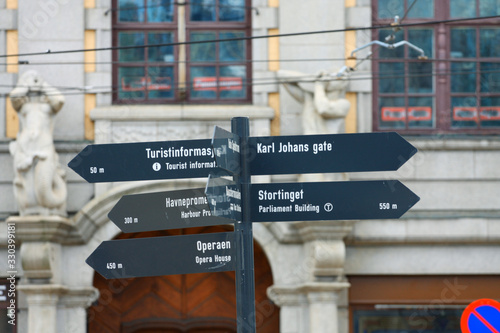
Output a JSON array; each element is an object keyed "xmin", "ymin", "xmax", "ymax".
[
  {"xmin": 19, "ymin": 285, "xmax": 98, "ymax": 333},
  {"xmin": 18, "ymin": 285, "xmax": 61, "ymax": 333},
  {"xmin": 269, "ymin": 282, "xmax": 350, "ymax": 333}
]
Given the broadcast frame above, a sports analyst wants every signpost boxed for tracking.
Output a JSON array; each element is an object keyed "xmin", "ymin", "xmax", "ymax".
[
  {"xmin": 250, "ymin": 180, "xmax": 420, "ymax": 222},
  {"xmin": 248, "ymin": 132, "xmax": 417, "ymax": 175},
  {"xmin": 86, "ymin": 232, "xmax": 235, "ymax": 279},
  {"xmin": 70, "ymin": 116, "xmax": 420, "ymax": 333},
  {"xmin": 205, "ymin": 174, "xmax": 242, "ymax": 222},
  {"xmin": 68, "ymin": 139, "xmax": 227, "ymax": 183},
  {"xmin": 212, "ymin": 126, "xmax": 241, "ymax": 174},
  {"xmin": 108, "ymin": 188, "xmax": 229, "ymax": 233}
]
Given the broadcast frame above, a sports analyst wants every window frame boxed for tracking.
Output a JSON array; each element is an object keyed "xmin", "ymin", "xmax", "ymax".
[
  {"xmin": 372, "ymin": 0, "xmax": 500, "ymax": 135},
  {"xmin": 112, "ymin": 0, "xmax": 252, "ymax": 105}
]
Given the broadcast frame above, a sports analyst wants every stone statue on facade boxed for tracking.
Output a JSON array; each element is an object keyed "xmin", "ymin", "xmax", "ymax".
[
  {"xmin": 9, "ymin": 70, "xmax": 67, "ymax": 216},
  {"xmin": 279, "ymin": 69, "xmax": 351, "ymax": 135},
  {"xmin": 279, "ymin": 69, "xmax": 351, "ymax": 181}
]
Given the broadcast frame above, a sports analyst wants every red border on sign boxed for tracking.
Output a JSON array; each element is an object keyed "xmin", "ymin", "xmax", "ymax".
[{"xmin": 461, "ymin": 298, "xmax": 500, "ymax": 333}]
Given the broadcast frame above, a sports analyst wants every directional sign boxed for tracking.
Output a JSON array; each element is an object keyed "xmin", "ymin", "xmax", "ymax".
[
  {"xmin": 461, "ymin": 299, "xmax": 500, "ymax": 333},
  {"xmin": 108, "ymin": 188, "xmax": 230, "ymax": 233},
  {"xmin": 251, "ymin": 180, "xmax": 419, "ymax": 222},
  {"xmin": 248, "ymin": 132, "xmax": 417, "ymax": 175},
  {"xmin": 68, "ymin": 139, "xmax": 229, "ymax": 183},
  {"xmin": 86, "ymin": 232, "xmax": 235, "ymax": 279},
  {"xmin": 205, "ymin": 174, "xmax": 242, "ymax": 221},
  {"xmin": 212, "ymin": 126, "xmax": 241, "ymax": 174}
]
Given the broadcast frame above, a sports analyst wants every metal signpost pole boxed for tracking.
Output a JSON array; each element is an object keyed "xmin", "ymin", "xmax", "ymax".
[{"xmin": 232, "ymin": 117, "xmax": 256, "ymax": 333}]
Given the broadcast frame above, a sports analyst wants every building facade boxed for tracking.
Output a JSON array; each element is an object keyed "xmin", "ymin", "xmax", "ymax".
[{"xmin": 0, "ymin": 0, "xmax": 499, "ymax": 332}]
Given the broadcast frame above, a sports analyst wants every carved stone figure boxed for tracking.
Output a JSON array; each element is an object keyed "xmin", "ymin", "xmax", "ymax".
[
  {"xmin": 279, "ymin": 70, "xmax": 351, "ymax": 134},
  {"xmin": 9, "ymin": 70, "xmax": 67, "ymax": 216}
]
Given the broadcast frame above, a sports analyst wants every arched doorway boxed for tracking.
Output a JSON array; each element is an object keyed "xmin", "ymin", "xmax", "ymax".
[{"xmin": 88, "ymin": 225, "xmax": 279, "ymax": 332}]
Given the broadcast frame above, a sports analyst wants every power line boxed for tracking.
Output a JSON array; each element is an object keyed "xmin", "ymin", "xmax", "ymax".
[
  {"xmin": 1, "ymin": 14, "xmax": 499, "ymax": 59},
  {"xmin": 4, "ymin": 56, "xmax": 500, "ymax": 68},
  {"xmin": 2, "ymin": 67, "xmax": 500, "ymax": 98}
]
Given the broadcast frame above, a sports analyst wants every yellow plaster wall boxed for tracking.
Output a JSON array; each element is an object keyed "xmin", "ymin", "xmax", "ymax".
[
  {"xmin": 6, "ymin": 30, "xmax": 18, "ymax": 73},
  {"xmin": 84, "ymin": 0, "xmax": 96, "ymax": 8},
  {"xmin": 345, "ymin": 0, "xmax": 356, "ymax": 7},
  {"xmin": 84, "ymin": 29, "xmax": 96, "ymax": 140},
  {"xmin": 345, "ymin": 30, "xmax": 357, "ymax": 133},
  {"xmin": 6, "ymin": 0, "xmax": 17, "ymax": 9},
  {"xmin": 5, "ymin": 30, "xmax": 18, "ymax": 138},
  {"xmin": 268, "ymin": 0, "xmax": 280, "ymax": 136},
  {"xmin": 85, "ymin": 94, "xmax": 96, "ymax": 140},
  {"xmin": 345, "ymin": 92, "xmax": 357, "ymax": 133},
  {"xmin": 5, "ymin": 98, "xmax": 18, "ymax": 139},
  {"xmin": 84, "ymin": 30, "xmax": 96, "ymax": 73}
]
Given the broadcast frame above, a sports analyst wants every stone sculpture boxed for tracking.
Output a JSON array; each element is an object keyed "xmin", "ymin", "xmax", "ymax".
[
  {"xmin": 279, "ymin": 69, "xmax": 351, "ymax": 181},
  {"xmin": 279, "ymin": 69, "xmax": 351, "ymax": 134},
  {"xmin": 9, "ymin": 70, "xmax": 67, "ymax": 216}
]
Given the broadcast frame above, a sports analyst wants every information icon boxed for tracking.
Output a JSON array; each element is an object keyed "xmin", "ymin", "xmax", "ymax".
[{"xmin": 152, "ymin": 162, "xmax": 161, "ymax": 171}]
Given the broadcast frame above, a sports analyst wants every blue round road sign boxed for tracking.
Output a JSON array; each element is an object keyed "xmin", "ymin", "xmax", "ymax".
[{"xmin": 461, "ymin": 299, "xmax": 500, "ymax": 333}]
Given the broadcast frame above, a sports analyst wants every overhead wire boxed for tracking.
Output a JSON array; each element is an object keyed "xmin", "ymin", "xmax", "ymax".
[
  {"xmin": 0, "ymin": 14, "xmax": 499, "ymax": 59},
  {"xmin": 4, "ymin": 56, "xmax": 500, "ymax": 68},
  {"xmin": 1, "ymin": 66, "xmax": 500, "ymax": 99}
]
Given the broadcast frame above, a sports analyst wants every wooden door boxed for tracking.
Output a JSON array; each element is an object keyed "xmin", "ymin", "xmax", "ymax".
[{"xmin": 88, "ymin": 225, "xmax": 279, "ymax": 332}]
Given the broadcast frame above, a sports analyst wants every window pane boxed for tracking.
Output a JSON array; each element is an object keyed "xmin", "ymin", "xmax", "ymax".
[
  {"xmin": 190, "ymin": 32, "xmax": 216, "ymax": 62},
  {"xmin": 451, "ymin": 62, "xmax": 476, "ymax": 93},
  {"xmin": 480, "ymin": 96, "xmax": 500, "ymax": 127},
  {"xmin": 118, "ymin": 0, "xmax": 144, "ymax": 22},
  {"xmin": 378, "ymin": 30, "xmax": 404, "ymax": 58},
  {"xmin": 147, "ymin": 66, "xmax": 174, "ymax": 98},
  {"xmin": 480, "ymin": 28, "xmax": 500, "ymax": 57},
  {"xmin": 481, "ymin": 62, "xmax": 500, "ymax": 93},
  {"xmin": 379, "ymin": 97, "xmax": 406, "ymax": 129},
  {"xmin": 119, "ymin": 32, "xmax": 145, "ymax": 62},
  {"xmin": 354, "ymin": 309, "xmax": 462, "ymax": 333},
  {"xmin": 408, "ymin": 97, "xmax": 434, "ymax": 128},
  {"xmin": 147, "ymin": 0, "xmax": 173, "ymax": 22},
  {"xmin": 190, "ymin": 66, "xmax": 217, "ymax": 99},
  {"xmin": 407, "ymin": 0, "xmax": 434, "ymax": 18},
  {"xmin": 119, "ymin": 67, "xmax": 146, "ymax": 100},
  {"xmin": 450, "ymin": 0, "xmax": 476, "ymax": 17},
  {"xmin": 450, "ymin": 28, "xmax": 476, "ymax": 58},
  {"xmin": 220, "ymin": 0, "xmax": 245, "ymax": 21},
  {"xmin": 408, "ymin": 29, "xmax": 433, "ymax": 58},
  {"xmin": 190, "ymin": 0, "xmax": 216, "ymax": 21},
  {"xmin": 220, "ymin": 65, "xmax": 246, "ymax": 99},
  {"xmin": 220, "ymin": 32, "xmax": 245, "ymax": 62},
  {"xmin": 480, "ymin": 0, "xmax": 500, "ymax": 16},
  {"xmin": 409, "ymin": 62, "xmax": 433, "ymax": 93},
  {"xmin": 377, "ymin": 0, "xmax": 404, "ymax": 18},
  {"xmin": 148, "ymin": 32, "xmax": 174, "ymax": 62},
  {"xmin": 451, "ymin": 96, "xmax": 478, "ymax": 128},
  {"xmin": 379, "ymin": 62, "xmax": 405, "ymax": 93}
]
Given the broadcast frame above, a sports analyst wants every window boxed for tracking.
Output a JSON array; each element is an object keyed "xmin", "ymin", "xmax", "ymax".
[
  {"xmin": 373, "ymin": 0, "xmax": 500, "ymax": 134},
  {"xmin": 113, "ymin": 0, "xmax": 252, "ymax": 104},
  {"xmin": 349, "ymin": 275, "xmax": 500, "ymax": 333}
]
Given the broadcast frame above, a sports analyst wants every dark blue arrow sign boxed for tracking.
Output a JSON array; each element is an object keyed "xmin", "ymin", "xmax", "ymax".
[
  {"xmin": 68, "ymin": 139, "xmax": 229, "ymax": 183},
  {"xmin": 205, "ymin": 174, "xmax": 242, "ymax": 221},
  {"xmin": 251, "ymin": 180, "xmax": 419, "ymax": 222},
  {"xmin": 86, "ymin": 232, "xmax": 235, "ymax": 279},
  {"xmin": 248, "ymin": 132, "xmax": 417, "ymax": 175},
  {"xmin": 108, "ymin": 188, "xmax": 230, "ymax": 233},
  {"xmin": 212, "ymin": 126, "xmax": 241, "ymax": 174}
]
